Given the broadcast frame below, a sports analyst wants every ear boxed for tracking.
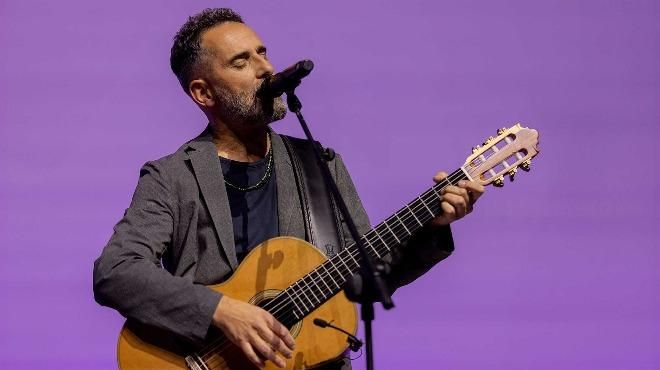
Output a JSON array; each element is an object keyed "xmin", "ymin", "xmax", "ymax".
[{"xmin": 189, "ymin": 79, "xmax": 216, "ymax": 107}]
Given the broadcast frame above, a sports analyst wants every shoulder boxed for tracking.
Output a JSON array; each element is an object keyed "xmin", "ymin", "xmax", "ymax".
[
  {"xmin": 144, "ymin": 126, "xmax": 214, "ymax": 169},
  {"xmin": 139, "ymin": 145, "xmax": 187, "ymax": 179},
  {"xmin": 137, "ymin": 129, "xmax": 211, "ymax": 187}
]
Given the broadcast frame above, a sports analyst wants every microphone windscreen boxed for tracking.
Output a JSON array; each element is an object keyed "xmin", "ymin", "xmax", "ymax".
[{"xmin": 313, "ymin": 318, "xmax": 328, "ymax": 328}]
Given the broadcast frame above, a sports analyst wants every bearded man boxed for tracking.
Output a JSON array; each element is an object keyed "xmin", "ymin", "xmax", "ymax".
[{"xmin": 93, "ymin": 8, "xmax": 484, "ymax": 370}]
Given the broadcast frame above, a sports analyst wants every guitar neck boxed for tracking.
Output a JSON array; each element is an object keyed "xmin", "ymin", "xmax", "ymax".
[{"xmin": 274, "ymin": 167, "xmax": 470, "ymax": 325}]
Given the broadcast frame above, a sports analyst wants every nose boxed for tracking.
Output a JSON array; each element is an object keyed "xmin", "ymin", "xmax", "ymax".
[{"xmin": 256, "ymin": 55, "xmax": 275, "ymax": 79}]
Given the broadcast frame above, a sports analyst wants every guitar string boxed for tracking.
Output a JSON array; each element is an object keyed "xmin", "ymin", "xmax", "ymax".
[
  {"xmin": 267, "ymin": 171, "xmax": 457, "ymax": 311},
  {"xmin": 203, "ymin": 137, "xmax": 518, "ymax": 363},
  {"xmin": 267, "ymin": 173, "xmax": 457, "ymax": 318},
  {"xmin": 198, "ymin": 162, "xmax": 490, "ymax": 365},
  {"xmin": 250, "ymin": 163, "xmax": 485, "ymax": 319},
  {"xmin": 219, "ymin": 135, "xmax": 503, "ymax": 343},
  {"xmin": 197, "ymin": 167, "xmax": 481, "ymax": 364},
  {"xmin": 198, "ymin": 187, "xmax": 447, "ymax": 368},
  {"xmin": 198, "ymin": 163, "xmax": 487, "ymax": 365},
  {"xmin": 197, "ymin": 173, "xmax": 460, "ymax": 366},
  {"xmin": 199, "ymin": 165, "xmax": 488, "ymax": 368},
  {"xmin": 198, "ymin": 138, "xmax": 517, "ymax": 366}
]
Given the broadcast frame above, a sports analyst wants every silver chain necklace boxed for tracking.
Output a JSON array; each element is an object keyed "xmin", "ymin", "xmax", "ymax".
[{"xmin": 223, "ymin": 138, "xmax": 274, "ymax": 192}]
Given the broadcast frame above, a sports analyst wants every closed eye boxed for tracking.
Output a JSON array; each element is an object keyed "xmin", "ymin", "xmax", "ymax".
[
  {"xmin": 228, "ymin": 45, "xmax": 268, "ymax": 68},
  {"xmin": 229, "ymin": 51, "xmax": 250, "ymax": 67},
  {"xmin": 232, "ymin": 59, "xmax": 248, "ymax": 69}
]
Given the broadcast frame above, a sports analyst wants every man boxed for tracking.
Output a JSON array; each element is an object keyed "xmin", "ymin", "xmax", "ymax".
[{"xmin": 93, "ymin": 8, "xmax": 484, "ymax": 370}]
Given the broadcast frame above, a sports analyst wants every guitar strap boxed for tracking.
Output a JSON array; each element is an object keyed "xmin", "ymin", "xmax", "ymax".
[{"xmin": 281, "ymin": 135, "xmax": 345, "ymax": 255}]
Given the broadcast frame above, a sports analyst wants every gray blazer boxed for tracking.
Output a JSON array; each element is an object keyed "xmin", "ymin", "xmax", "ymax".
[{"xmin": 93, "ymin": 128, "xmax": 454, "ymax": 346}]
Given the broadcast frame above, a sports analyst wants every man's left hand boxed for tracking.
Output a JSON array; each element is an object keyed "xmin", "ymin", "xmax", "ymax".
[{"xmin": 430, "ymin": 171, "xmax": 485, "ymax": 227}]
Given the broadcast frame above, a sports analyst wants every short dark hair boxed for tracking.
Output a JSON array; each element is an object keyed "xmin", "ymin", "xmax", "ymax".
[{"xmin": 170, "ymin": 8, "xmax": 244, "ymax": 93}]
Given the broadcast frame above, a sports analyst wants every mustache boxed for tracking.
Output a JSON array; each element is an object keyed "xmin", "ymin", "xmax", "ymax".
[{"xmin": 256, "ymin": 78, "xmax": 277, "ymax": 101}]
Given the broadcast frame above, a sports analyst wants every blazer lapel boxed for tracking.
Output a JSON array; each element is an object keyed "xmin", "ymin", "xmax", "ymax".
[
  {"xmin": 271, "ymin": 132, "xmax": 303, "ymax": 238},
  {"xmin": 185, "ymin": 131, "xmax": 239, "ymax": 270}
]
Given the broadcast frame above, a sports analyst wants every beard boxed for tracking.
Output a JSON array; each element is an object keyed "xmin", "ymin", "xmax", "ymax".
[{"xmin": 213, "ymin": 82, "xmax": 287, "ymax": 127}]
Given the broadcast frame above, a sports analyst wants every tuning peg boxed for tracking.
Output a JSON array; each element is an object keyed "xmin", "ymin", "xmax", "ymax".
[
  {"xmin": 497, "ymin": 127, "xmax": 507, "ymax": 135},
  {"xmin": 482, "ymin": 136, "xmax": 494, "ymax": 146},
  {"xmin": 508, "ymin": 167, "xmax": 517, "ymax": 182},
  {"xmin": 472, "ymin": 145, "xmax": 481, "ymax": 153},
  {"xmin": 520, "ymin": 160, "xmax": 531, "ymax": 172},
  {"xmin": 493, "ymin": 176, "xmax": 505, "ymax": 187}
]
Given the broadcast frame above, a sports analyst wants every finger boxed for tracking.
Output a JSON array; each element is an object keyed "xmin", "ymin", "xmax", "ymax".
[
  {"xmin": 271, "ymin": 320, "xmax": 296, "ymax": 353},
  {"xmin": 440, "ymin": 193, "xmax": 467, "ymax": 219},
  {"xmin": 433, "ymin": 171, "xmax": 448, "ymax": 183},
  {"xmin": 442, "ymin": 186, "xmax": 470, "ymax": 207},
  {"xmin": 431, "ymin": 200, "xmax": 455, "ymax": 227},
  {"xmin": 443, "ymin": 185, "xmax": 469, "ymax": 198},
  {"xmin": 272, "ymin": 337, "xmax": 293, "ymax": 359},
  {"xmin": 251, "ymin": 334, "xmax": 286, "ymax": 368},
  {"xmin": 258, "ymin": 324, "xmax": 292, "ymax": 359},
  {"xmin": 240, "ymin": 340, "xmax": 265, "ymax": 369},
  {"xmin": 439, "ymin": 200, "xmax": 456, "ymax": 222},
  {"xmin": 263, "ymin": 314, "xmax": 295, "ymax": 351},
  {"xmin": 458, "ymin": 180, "xmax": 485, "ymax": 202}
]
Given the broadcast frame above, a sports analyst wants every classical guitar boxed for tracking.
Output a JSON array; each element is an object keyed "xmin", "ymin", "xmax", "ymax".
[{"xmin": 117, "ymin": 124, "xmax": 540, "ymax": 370}]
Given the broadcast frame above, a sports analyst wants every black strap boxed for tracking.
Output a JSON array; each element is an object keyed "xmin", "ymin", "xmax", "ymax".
[{"xmin": 281, "ymin": 135, "xmax": 344, "ymax": 254}]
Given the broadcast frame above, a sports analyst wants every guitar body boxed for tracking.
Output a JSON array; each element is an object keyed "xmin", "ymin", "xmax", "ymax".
[{"xmin": 117, "ymin": 237, "xmax": 358, "ymax": 370}]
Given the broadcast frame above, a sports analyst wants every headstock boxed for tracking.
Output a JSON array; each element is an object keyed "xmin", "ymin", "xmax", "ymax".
[{"xmin": 463, "ymin": 123, "xmax": 540, "ymax": 187}]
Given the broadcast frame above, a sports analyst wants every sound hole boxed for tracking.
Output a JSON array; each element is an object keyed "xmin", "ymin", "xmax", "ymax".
[{"xmin": 249, "ymin": 289, "xmax": 303, "ymax": 338}]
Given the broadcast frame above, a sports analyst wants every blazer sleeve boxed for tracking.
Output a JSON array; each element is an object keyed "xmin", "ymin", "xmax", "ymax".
[
  {"xmin": 93, "ymin": 161, "xmax": 221, "ymax": 345},
  {"xmin": 331, "ymin": 154, "xmax": 455, "ymax": 291}
]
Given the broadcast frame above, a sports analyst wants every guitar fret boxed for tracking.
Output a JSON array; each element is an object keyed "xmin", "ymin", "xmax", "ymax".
[
  {"xmin": 394, "ymin": 213, "xmax": 411, "ymax": 235},
  {"xmin": 373, "ymin": 228, "xmax": 388, "ymax": 248},
  {"xmin": 283, "ymin": 289, "xmax": 302, "ymax": 319},
  {"xmin": 376, "ymin": 231, "xmax": 391, "ymax": 253},
  {"xmin": 364, "ymin": 235, "xmax": 381, "ymax": 259},
  {"xmin": 296, "ymin": 283, "xmax": 314, "ymax": 313},
  {"xmin": 422, "ymin": 192, "xmax": 441, "ymax": 221},
  {"xmin": 301, "ymin": 279, "xmax": 320, "ymax": 306},
  {"xmin": 405, "ymin": 204, "xmax": 423, "ymax": 227},
  {"xmin": 327, "ymin": 257, "xmax": 345, "ymax": 286},
  {"xmin": 335, "ymin": 253, "xmax": 352, "ymax": 275},
  {"xmin": 315, "ymin": 267, "xmax": 333, "ymax": 295},
  {"xmin": 418, "ymin": 196, "xmax": 435, "ymax": 217},
  {"xmin": 344, "ymin": 248, "xmax": 360, "ymax": 269},
  {"xmin": 321, "ymin": 262, "xmax": 340, "ymax": 290},
  {"xmin": 303, "ymin": 274, "xmax": 323, "ymax": 304},
  {"xmin": 384, "ymin": 222, "xmax": 401, "ymax": 244},
  {"xmin": 293, "ymin": 281, "xmax": 314, "ymax": 312},
  {"xmin": 288, "ymin": 284, "xmax": 309, "ymax": 313}
]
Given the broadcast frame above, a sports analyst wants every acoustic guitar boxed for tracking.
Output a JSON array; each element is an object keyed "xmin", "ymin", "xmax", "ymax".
[{"xmin": 117, "ymin": 124, "xmax": 540, "ymax": 370}]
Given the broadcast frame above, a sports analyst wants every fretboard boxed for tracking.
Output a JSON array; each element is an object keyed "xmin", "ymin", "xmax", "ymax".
[{"xmin": 265, "ymin": 167, "xmax": 470, "ymax": 327}]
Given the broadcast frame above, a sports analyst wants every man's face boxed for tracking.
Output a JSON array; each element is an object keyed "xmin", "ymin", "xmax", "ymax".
[{"xmin": 198, "ymin": 22, "xmax": 287, "ymax": 126}]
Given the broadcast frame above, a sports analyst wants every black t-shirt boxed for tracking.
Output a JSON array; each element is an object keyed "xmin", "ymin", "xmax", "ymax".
[{"xmin": 218, "ymin": 154, "xmax": 279, "ymax": 263}]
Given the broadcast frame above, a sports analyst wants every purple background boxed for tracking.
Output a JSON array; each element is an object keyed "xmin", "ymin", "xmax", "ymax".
[{"xmin": 1, "ymin": 0, "xmax": 658, "ymax": 369}]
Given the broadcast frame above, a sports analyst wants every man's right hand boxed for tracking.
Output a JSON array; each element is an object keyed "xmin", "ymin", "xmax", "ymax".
[{"xmin": 212, "ymin": 295, "xmax": 296, "ymax": 368}]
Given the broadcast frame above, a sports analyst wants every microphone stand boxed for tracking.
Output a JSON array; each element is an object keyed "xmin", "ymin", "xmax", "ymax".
[{"xmin": 284, "ymin": 88, "xmax": 394, "ymax": 370}]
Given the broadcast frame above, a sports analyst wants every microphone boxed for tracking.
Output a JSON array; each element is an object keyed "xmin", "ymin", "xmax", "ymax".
[
  {"xmin": 259, "ymin": 60, "xmax": 314, "ymax": 98},
  {"xmin": 312, "ymin": 318, "xmax": 330, "ymax": 328},
  {"xmin": 313, "ymin": 318, "xmax": 363, "ymax": 352}
]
